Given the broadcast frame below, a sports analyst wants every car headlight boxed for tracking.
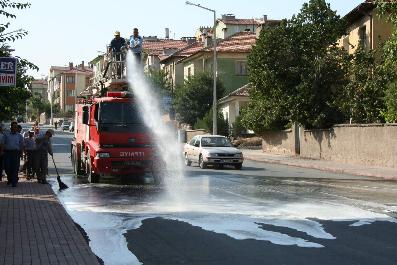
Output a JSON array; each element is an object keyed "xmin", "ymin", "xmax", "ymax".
[
  {"xmin": 208, "ymin": 153, "xmax": 218, "ymax": 157},
  {"xmin": 96, "ymin": 152, "xmax": 110, "ymax": 158},
  {"xmin": 234, "ymin": 153, "xmax": 242, "ymax": 158}
]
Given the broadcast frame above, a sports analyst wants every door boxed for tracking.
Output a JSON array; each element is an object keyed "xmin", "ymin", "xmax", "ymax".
[
  {"xmin": 186, "ymin": 137, "xmax": 196, "ymax": 160},
  {"xmin": 191, "ymin": 137, "xmax": 201, "ymax": 162}
]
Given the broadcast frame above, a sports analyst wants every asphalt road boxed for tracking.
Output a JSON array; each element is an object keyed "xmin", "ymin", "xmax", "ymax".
[{"xmin": 46, "ymin": 129, "xmax": 397, "ymax": 265}]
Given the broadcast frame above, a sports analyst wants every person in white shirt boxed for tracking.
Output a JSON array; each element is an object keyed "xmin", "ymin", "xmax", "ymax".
[{"xmin": 3, "ymin": 121, "xmax": 24, "ymax": 187}]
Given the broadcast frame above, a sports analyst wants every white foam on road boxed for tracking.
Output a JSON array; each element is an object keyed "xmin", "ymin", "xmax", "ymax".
[{"xmin": 62, "ymin": 191, "xmax": 397, "ymax": 265}]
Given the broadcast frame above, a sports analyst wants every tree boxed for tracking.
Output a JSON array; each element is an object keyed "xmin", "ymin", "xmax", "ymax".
[
  {"xmin": 194, "ymin": 109, "xmax": 229, "ymax": 137},
  {"xmin": 174, "ymin": 72, "xmax": 225, "ymax": 125},
  {"xmin": 28, "ymin": 93, "xmax": 49, "ymax": 119},
  {"xmin": 0, "ymin": 1, "xmax": 30, "ymax": 44},
  {"xmin": 338, "ymin": 46, "xmax": 386, "ymax": 123},
  {"xmin": 375, "ymin": 0, "xmax": 397, "ymax": 122},
  {"xmin": 0, "ymin": 1, "xmax": 37, "ymax": 121},
  {"xmin": 146, "ymin": 68, "xmax": 172, "ymax": 96},
  {"xmin": 243, "ymin": 0, "xmax": 347, "ymax": 131}
]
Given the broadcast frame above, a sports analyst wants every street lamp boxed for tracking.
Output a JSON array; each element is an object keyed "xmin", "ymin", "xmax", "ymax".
[{"xmin": 186, "ymin": 1, "xmax": 218, "ymax": 135}]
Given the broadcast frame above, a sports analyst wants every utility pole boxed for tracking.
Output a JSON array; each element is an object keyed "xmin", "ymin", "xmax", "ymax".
[{"xmin": 185, "ymin": 1, "xmax": 217, "ymax": 135}]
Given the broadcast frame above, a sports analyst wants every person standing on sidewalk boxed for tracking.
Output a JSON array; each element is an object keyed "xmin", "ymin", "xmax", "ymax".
[
  {"xmin": 3, "ymin": 121, "xmax": 24, "ymax": 187},
  {"xmin": 24, "ymin": 130, "xmax": 36, "ymax": 180},
  {"xmin": 35, "ymin": 129, "xmax": 53, "ymax": 184},
  {"xmin": 0, "ymin": 124, "xmax": 4, "ymax": 181}
]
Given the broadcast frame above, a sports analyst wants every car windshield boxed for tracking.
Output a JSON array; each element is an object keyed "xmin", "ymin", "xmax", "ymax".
[{"xmin": 201, "ymin": 137, "xmax": 232, "ymax": 147}]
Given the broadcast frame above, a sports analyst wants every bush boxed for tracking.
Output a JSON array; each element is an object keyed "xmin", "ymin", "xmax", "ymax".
[
  {"xmin": 174, "ymin": 72, "xmax": 225, "ymax": 126},
  {"xmin": 383, "ymin": 82, "xmax": 397, "ymax": 122},
  {"xmin": 231, "ymin": 116, "xmax": 247, "ymax": 138},
  {"xmin": 194, "ymin": 109, "xmax": 229, "ymax": 136}
]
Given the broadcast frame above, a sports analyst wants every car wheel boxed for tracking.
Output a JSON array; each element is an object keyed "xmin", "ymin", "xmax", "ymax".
[
  {"xmin": 87, "ymin": 155, "xmax": 100, "ymax": 183},
  {"xmin": 184, "ymin": 153, "xmax": 192, "ymax": 166},
  {"xmin": 234, "ymin": 163, "xmax": 242, "ymax": 170},
  {"xmin": 199, "ymin": 155, "xmax": 207, "ymax": 169}
]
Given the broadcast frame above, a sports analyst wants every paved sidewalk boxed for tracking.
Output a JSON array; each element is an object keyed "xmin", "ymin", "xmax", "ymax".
[
  {"xmin": 0, "ymin": 177, "xmax": 100, "ymax": 265},
  {"xmin": 242, "ymin": 149, "xmax": 397, "ymax": 180}
]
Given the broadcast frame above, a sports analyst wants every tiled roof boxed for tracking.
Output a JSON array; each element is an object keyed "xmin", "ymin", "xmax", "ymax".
[
  {"xmin": 211, "ymin": 32, "xmax": 256, "ymax": 53},
  {"xmin": 344, "ymin": 1, "xmax": 375, "ymax": 24},
  {"xmin": 31, "ymin": 79, "xmax": 47, "ymax": 85},
  {"xmin": 49, "ymin": 66, "xmax": 93, "ymax": 74},
  {"xmin": 219, "ymin": 18, "xmax": 262, "ymax": 25},
  {"xmin": 143, "ymin": 39, "xmax": 190, "ymax": 56},
  {"xmin": 160, "ymin": 41, "xmax": 204, "ymax": 63},
  {"xmin": 178, "ymin": 32, "xmax": 256, "ymax": 63},
  {"xmin": 219, "ymin": 84, "xmax": 250, "ymax": 103}
]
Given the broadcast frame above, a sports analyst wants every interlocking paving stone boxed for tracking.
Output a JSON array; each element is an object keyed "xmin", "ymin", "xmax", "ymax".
[{"xmin": 0, "ymin": 178, "xmax": 100, "ymax": 265}]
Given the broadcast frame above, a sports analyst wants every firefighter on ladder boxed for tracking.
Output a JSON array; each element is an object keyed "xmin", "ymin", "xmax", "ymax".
[{"xmin": 109, "ymin": 31, "xmax": 126, "ymax": 79}]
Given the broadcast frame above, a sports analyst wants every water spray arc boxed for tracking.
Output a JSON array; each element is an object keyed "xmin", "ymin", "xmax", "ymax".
[{"xmin": 126, "ymin": 51, "xmax": 184, "ymax": 186}]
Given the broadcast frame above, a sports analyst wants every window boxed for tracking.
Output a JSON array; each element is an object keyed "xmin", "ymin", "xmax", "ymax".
[
  {"xmin": 201, "ymin": 137, "xmax": 232, "ymax": 147},
  {"xmin": 187, "ymin": 67, "xmax": 192, "ymax": 78},
  {"xmin": 66, "ymin": 90, "xmax": 75, "ymax": 97},
  {"xmin": 65, "ymin": 105, "xmax": 74, "ymax": 112},
  {"xmin": 235, "ymin": 61, "xmax": 247, "ymax": 76},
  {"xmin": 358, "ymin": 26, "xmax": 367, "ymax": 47},
  {"xmin": 189, "ymin": 137, "xmax": 197, "ymax": 146},
  {"xmin": 66, "ymin": 76, "xmax": 75, "ymax": 83},
  {"xmin": 342, "ymin": 35, "xmax": 350, "ymax": 53}
]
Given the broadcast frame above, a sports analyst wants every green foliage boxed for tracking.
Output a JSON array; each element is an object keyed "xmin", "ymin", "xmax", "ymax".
[
  {"xmin": 0, "ymin": 87, "xmax": 30, "ymax": 121},
  {"xmin": 383, "ymin": 82, "xmax": 397, "ymax": 122},
  {"xmin": 244, "ymin": 0, "xmax": 347, "ymax": 131},
  {"xmin": 0, "ymin": 1, "xmax": 31, "ymax": 43},
  {"xmin": 231, "ymin": 115, "xmax": 247, "ymax": 138},
  {"xmin": 146, "ymin": 68, "xmax": 172, "ymax": 96},
  {"xmin": 174, "ymin": 72, "xmax": 225, "ymax": 125},
  {"xmin": 375, "ymin": 0, "xmax": 397, "ymax": 122},
  {"xmin": 0, "ymin": 1, "xmax": 38, "ymax": 121},
  {"xmin": 338, "ymin": 46, "xmax": 386, "ymax": 123},
  {"xmin": 194, "ymin": 109, "xmax": 229, "ymax": 137},
  {"xmin": 28, "ymin": 93, "xmax": 50, "ymax": 118}
]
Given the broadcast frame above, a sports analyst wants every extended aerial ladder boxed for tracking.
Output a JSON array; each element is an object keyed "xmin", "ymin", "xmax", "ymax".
[{"xmin": 81, "ymin": 47, "xmax": 129, "ymax": 99}]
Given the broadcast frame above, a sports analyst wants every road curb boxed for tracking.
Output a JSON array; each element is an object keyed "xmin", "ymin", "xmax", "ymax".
[{"xmin": 244, "ymin": 155, "xmax": 397, "ymax": 180}]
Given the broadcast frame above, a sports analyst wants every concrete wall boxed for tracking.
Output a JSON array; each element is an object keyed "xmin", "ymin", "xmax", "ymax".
[
  {"xmin": 262, "ymin": 129, "xmax": 295, "ymax": 156},
  {"xmin": 186, "ymin": 129, "xmax": 209, "ymax": 143},
  {"xmin": 262, "ymin": 124, "xmax": 397, "ymax": 168}
]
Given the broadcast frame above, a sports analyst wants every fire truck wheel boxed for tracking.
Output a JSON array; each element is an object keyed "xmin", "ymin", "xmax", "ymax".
[{"xmin": 87, "ymin": 155, "xmax": 100, "ymax": 183}]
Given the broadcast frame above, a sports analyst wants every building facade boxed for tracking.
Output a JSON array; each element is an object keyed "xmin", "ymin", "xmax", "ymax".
[
  {"xmin": 30, "ymin": 79, "xmax": 48, "ymax": 99},
  {"xmin": 215, "ymin": 14, "xmax": 264, "ymax": 39},
  {"xmin": 48, "ymin": 62, "xmax": 93, "ymax": 113},
  {"xmin": 338, "ymin": 1, "xmax": 394, "ymax": 54},
  {"xmin": 218, "ymin": 84, "xmax": 250, "ymax": 125},
  {"xmin": 179, "ymin": 32, "xmax": 257, "ymax": 94},
  {"xmin": 142, "ymin": 37, "xmax": 193, "ymax": 73}
]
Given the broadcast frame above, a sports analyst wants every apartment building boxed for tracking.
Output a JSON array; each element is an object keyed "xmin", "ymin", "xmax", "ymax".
[
  {"xmin": 48, "ymin": 62, "xmax": 93, "ymax": 113},
  {"xmin": 29, "ymin": 79, "xmax": 48, "ymax": 99}
]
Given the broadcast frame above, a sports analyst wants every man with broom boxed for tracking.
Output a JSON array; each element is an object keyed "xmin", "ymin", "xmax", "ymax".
[{"xmin": 35, "ymin": 129, "xmax": 54, "ymax": 184}]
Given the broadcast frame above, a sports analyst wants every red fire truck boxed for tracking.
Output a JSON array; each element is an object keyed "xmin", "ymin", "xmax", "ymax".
[{"xmin": 71, "ymin": 50, "xmax": 158, "ymax": 183}]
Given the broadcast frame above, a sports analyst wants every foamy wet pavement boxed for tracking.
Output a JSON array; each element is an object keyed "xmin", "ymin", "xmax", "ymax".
[{"xmin": 53, "ymin": 165, "xmax": 397, "ymax": 265}]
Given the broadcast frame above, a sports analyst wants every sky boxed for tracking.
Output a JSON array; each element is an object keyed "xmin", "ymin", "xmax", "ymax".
[{"xmin": 6, "ymin": 0, "xmax": 363, "ymax": 78}]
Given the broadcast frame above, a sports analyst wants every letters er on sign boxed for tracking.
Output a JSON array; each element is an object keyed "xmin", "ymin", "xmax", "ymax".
[{"xmin": 0, "ymin": 57, "xmax": 17, "ymax": 87}]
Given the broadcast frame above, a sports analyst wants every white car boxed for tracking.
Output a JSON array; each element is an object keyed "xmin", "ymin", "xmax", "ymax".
[
  {"xmin": 183, "ymin": 135, "xmax": 243, "ymax": 169},
  {"xmin": 61, "ymin": 121, "xmax": 70, "ymax": 131}
]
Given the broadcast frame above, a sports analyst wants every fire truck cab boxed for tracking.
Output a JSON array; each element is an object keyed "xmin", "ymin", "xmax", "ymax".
[{"xmin": 71, "ymin": 48, "xmax": 158, "ymax": 183}]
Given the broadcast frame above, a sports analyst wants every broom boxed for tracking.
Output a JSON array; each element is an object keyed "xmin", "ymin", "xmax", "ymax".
[{"xmin": 50, "ymin": 154, "xmax": 68, "ymax": 190}]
